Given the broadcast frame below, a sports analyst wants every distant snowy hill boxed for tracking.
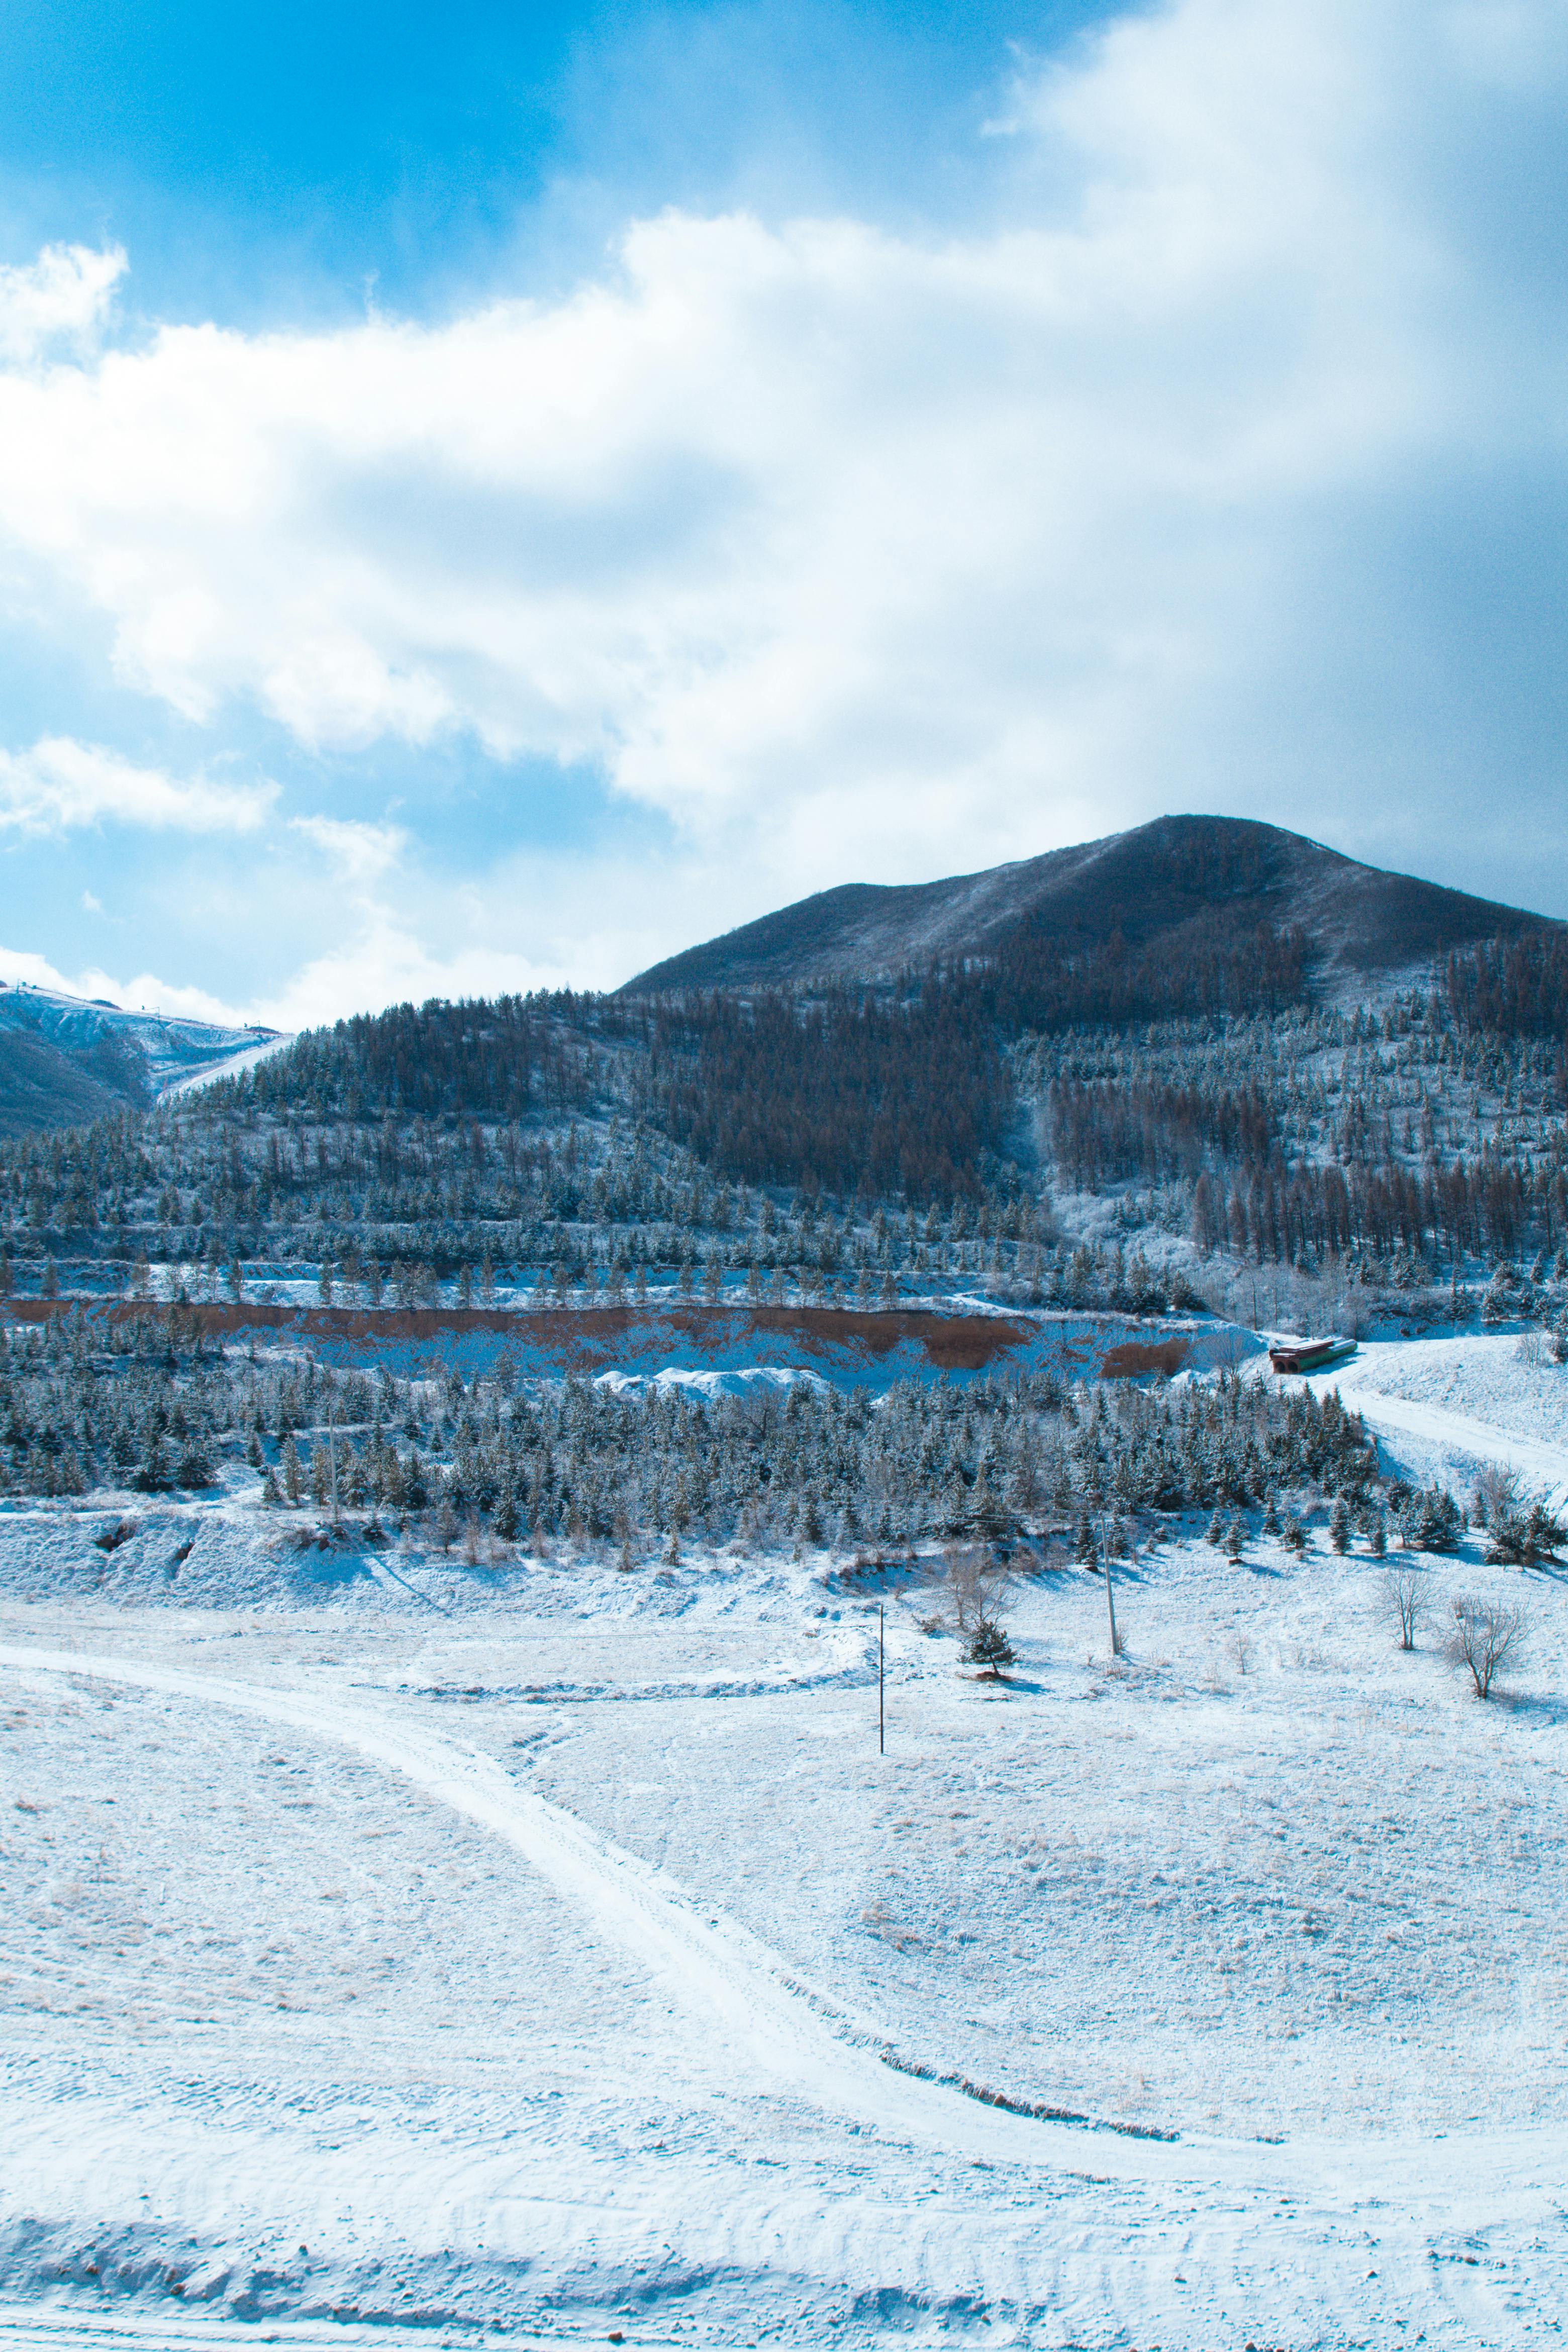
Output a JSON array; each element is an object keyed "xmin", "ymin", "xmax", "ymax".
[
  {"xmin": 624, "ymin": 814, "xmax": 1558, "ymax": 997},
  {"xmin": 0, "ymin": 979, "xmax": 286, "ymax": 1138}
]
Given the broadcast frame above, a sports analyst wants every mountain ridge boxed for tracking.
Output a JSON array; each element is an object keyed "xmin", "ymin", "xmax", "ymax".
[
  {"xmin": 0, "ymin": 979, "xmax": 287, "ymax": 1139},
  {"xmin": 623, "ymin": 816, "xmax": 1557, "ymax": 997}
]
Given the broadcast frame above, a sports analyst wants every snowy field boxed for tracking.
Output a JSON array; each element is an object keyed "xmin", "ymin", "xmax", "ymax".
[
  {"xmin": 1307, "ymin": 1334, "xmax": 1568, "ymax": 1512},
  {"xmin": 2, "ymin": 1339, "xmax": 1567, "ymax": 2348}
]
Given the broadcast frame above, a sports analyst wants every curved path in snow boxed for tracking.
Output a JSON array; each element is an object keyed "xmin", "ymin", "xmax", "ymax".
[
  {"xmin": 1304, "ymin": 1368, "xmax": 1568, "ymax": 1507},
  {"xmin": 0, "ymin": 1643, "xmax": 1166, "ymax": 2177},
  {"xmin": 3, "ymin": 1640, "xmax": 1565, "ymax": 2235}
]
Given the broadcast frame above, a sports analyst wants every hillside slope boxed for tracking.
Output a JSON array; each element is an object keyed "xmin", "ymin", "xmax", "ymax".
[
  {"xmin": 625, "ymin": 816, "xmax": 1554, "ymax": 995},
  {"xmin": 0, "ymin": 981, "xmax": 285, "ymax": 1138}
]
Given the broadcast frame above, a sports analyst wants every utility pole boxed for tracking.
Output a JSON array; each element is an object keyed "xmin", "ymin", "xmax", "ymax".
[
  {"xmin": 878, "ymin": 1604, "xmax": 885, "ymax": 1756},
  {"xmin": 327, "ymin": 1401, "xmax": 340, "ymax": 1529},
  {"xmin": 1103, "ymin": 1529, "xmax": 1120, "ymax": 1659}
]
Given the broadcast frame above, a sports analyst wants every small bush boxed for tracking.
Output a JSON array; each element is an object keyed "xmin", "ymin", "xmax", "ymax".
[
  {"xmin": 1398, "ymin": 1486, "xmax": 1463, "ymax": 1554},
  {"xmin": 176, "ymin": 1441, "xmax": 215, "ymax": 1489},
  {"xmin": 1485, "ymin": 1500, "xmax": 1566, "ymax": 1566}
]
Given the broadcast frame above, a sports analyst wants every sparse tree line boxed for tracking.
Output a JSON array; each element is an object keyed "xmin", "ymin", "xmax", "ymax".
[
  {"xmin": 0, "ymin": 1097, "xmax": 1207, "ymax": 1318},
  {"xmin": 1038, "ymin": 989, "xmax": 1568, "ymax": 1274},
  {"xmin": 1444, "ymin": 928, "xmax": 1568, "ymax": 1042}
]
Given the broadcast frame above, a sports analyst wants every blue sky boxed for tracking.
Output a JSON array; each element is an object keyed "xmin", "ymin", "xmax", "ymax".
[
  {"xmin": 1, "ymin": 0, "xmax": 1566, "ymax": 1026},
  {"xmin": 0, "ymin": 1, "xmax": 1110, "ymax": 320}
]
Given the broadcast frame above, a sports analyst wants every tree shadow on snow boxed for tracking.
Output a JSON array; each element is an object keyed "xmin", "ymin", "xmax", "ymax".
[{"xmin": 1495, "ymin": 1686, "xmax": 1568, "ymax": 1725}]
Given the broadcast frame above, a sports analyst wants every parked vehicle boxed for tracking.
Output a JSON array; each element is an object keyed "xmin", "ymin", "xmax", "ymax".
[{"xmin": 1267, "ymin": 1335, "xmax": 1357, "ymax": 1376}]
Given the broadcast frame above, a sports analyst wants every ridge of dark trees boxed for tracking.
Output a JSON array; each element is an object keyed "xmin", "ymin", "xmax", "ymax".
[
  {"xmin": 192, "ymin": 903, "xmax": 1305, "ymax": 1208},
  {"xmin": 241, "ymin": 993, "xmax": 605, "ymax": 1123},
  {"xmin": 640, "ymin": 985, "xmax": 1010, "ymax": 1203},
  {"xmin": 1445, "ymin": 928, "xmax": 1568, "ymax": 1040},
  {"xmin": 635, "ymin": 907, "xmax": 1310, "ymax": 1201},
  {"xmin": 4, "ymin": 902, "xmax": 1568, "ymax": 1302}
]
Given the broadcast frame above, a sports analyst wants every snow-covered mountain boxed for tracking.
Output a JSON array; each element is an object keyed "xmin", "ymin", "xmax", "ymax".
[
  {"xmin": 625, "ymin": 814, "xmax": 1557, "ymax": 996},
  {"xmin": 0, "ymin": 978, "xmax": 286, "ymax": 1137}
]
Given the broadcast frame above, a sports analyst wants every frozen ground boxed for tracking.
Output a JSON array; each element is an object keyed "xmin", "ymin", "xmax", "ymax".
[{"xmin": 2, "ymin": 1340, "xmax": 1567, "ymax": 2347}]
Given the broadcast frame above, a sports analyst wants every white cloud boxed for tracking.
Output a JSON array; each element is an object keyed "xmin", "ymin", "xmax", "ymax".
[
  {"xmin": 0, "ymin": 243, "xmax": 126, "ymax": 368},
  {"xmin": 0, "ymin": 737, "xmax": 275, "ymax": 834},
  {"xmin": 251, "ymin": 819, "xmax": 640, "ymax": 1024},
  {"xmin": 246, "ymin": 924, "xmax": 579, "ymax": 1034},
  {"xmin": 288, "ymin": 813, "xmax": 408, "ymax": 885},
  {"xmin": 0, "ymin": 944, "xmax": 249, "ymax": 1026},
  {"xmin": 0, "ymin": 0, "xmax": 1564, "ymax": 945},
  {"xmin": 0, "ymin": 921, "xmax": 575, "ymax": 1033}
]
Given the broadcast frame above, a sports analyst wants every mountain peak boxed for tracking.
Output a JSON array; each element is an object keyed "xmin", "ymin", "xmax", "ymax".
[{"xmin": 623, "ymin": 816, "xmax": 1555, "ymax": 997}]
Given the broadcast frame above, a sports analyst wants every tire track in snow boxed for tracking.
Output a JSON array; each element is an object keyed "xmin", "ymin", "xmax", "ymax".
[
  {"xmin": 8, "ymin": 1644, "xmax": 1565, "ymax": 2222},
  {"xmin": 0, "ymin": 2312, "xmax": 601, "ymax": 2352},
  {"xmin": 1306, "ymin": 1378, "xmax": 1568, "ymax": 1505},
  {"xmin": 0, "ymin": 1643, "xmax": 1190, "ymax": 2179}
]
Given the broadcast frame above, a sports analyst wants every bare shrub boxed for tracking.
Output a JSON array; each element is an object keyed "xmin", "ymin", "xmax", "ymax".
[
  {"xmin": 936, "ymin": 1543, "xmax": 1009, "ymax": 1637},
  {"xmin": 1448, "ymin": 1594, "xmax": 1529, "ymax": 1699},
  {"xmin": 1472, "ymin": 1461, "xmax": 1521, "ymax": 1530},
  {"xmin": 1382, "ymin": 1566, "xmax": 1426, "ymax": 1651}
]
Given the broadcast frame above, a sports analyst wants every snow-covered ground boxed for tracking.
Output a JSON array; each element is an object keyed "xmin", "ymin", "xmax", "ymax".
[
  {"xmin": 0, "ymin": 983, "xmax": 285, "ymax": 1099},
  {"xmin": 1308, "ymin": 1332, "xmax": 1568, "ymax": 1510},
  {"xmin": 3, "ymin": 1339, "xmax": 1567, "ymax": 2347}
]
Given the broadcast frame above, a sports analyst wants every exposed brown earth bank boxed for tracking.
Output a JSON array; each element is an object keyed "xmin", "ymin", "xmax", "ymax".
[{"xmin": 9, "ymin": 1297, "xmax": 1241, "ymax": 1384}]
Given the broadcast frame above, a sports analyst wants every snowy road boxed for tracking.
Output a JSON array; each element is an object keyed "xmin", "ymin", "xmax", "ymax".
[
  {"xmin": 4, "ymin": 1639, "xmax": 1565, "ymax": 2222},
  {"xmin": 0, "ymin": 1641, "xmax": 1218, "ymax": 2183},
  {"xmin": 1303, "ymin": 1335, "xmax": 1568, "ymax": 1506},
  {"xmin": 7, "ymin": 1333, "xmax": 1568, "ymax": 2344},
  {"xmin": 1331, "ymin": 1382, "xmax": 1568, "ymax": 1505}
]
